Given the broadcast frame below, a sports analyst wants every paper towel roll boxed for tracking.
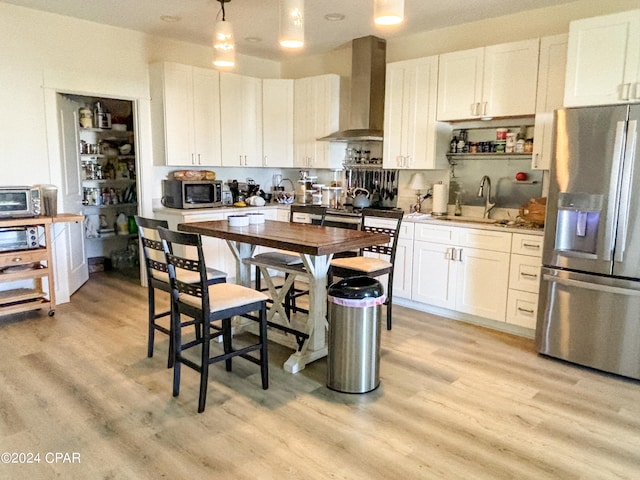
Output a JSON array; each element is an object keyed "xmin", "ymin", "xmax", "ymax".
[{"xmin": 432, "ymin": 183, "xmax": 448, "ymax": 216}]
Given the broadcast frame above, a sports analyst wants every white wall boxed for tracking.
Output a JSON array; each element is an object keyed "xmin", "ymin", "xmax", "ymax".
[{"xmin": 0, "ymin": 3, "xmax": 279, "ymax": 193}]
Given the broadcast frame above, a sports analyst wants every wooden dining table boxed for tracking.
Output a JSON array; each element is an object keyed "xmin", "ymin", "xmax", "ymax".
[{"xmin": 178, "ymin": 219, "xmax": 390, "ymax": 373}]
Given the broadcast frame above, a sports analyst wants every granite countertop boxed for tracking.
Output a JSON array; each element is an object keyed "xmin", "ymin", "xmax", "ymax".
[{"xmin": 403, "ymin": 213, "xmax": 545, "ymax": 235}]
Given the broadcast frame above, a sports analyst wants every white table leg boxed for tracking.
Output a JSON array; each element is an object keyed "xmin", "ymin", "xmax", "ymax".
[
  {"xmin": 226, "ymin": 240, "xmax": 255, "ymax": 287},
  {"xmin": 283, "ymin": 253, "xmax": 332, "ymax": 374}
]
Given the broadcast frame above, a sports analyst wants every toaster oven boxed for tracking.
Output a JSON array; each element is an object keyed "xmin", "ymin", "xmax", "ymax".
[
  {"xmin": 0, "ymin": 226, "xmax": 40, "ymax": 252},
  {"xmin": 0, "ymin": 186, "xmax": 41, "ymax": 218}
]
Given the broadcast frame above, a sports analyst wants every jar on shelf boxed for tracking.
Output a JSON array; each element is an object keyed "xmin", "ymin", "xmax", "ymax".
[
  {"xmin": 79, "ymin": 105, "xmax": 93, "ymax": 129},
  {"xmin": 524, "ymin": 138, "xmax": 534, "ymax": 153}
]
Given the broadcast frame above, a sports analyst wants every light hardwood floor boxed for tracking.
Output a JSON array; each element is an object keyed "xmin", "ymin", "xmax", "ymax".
[{"xmin": 1, "ymin": 271, "xmax": 639, "ymax": 479}]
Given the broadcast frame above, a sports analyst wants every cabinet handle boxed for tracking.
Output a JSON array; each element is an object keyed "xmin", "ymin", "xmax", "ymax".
[
  {"xmin": 470, "ymin": 103, "xmax": 477, "ymax": 116},
  {"xmin": 482, "ymin": 102, "xmax": 487, "ymax": 116},
  {"xmin": 191, "ymin": 153, "xmax": 195, "ymax": 165},
  {"xmin": 517, "ymin": 307, "xmax": 535, "ymax": 314},
  {"xmin": 520, "ymin": 272, "xmax": 538, "ymax": 279},
  {"xmin": 456, "ymin": 248, "xmax": 463, "ymax": 262},
  {"xmin": 621, "ymin": 83, "xmax": 631, "ymax": 101},
  {"xmin": 12, "ymin": 257, "xmax": 23, "ymax": 262},
  {"xmin": 406, "ymin": 156, "xmax": 411, "ymax": 168},
  {"xmin": 263, "ymin": 155, "xmax": 268, "ymax": 166},
  {"xmin": 522, "ymin": 243, "xmax": 540, "ymax": 249},
  {"xmin": 197, "ymin": 153, "xmax": 201, "ymax": 165},
  {"xmin": 533, "ymin": 153, "xmax": 539, "ymax": 168}
]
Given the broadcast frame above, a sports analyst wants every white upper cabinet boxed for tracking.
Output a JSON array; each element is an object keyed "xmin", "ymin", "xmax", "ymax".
[
  {"xmin": 262, "ymin": 79, "xmax": 294, "ymax": 168},
  {"xmin": 437, "ymin": 39, "xmax": 540, "ymax": 121},
  {"xmin": 220, "ymin": 72, "xmax": 263, "ymax": 167},
  {"xmin": 294, "ymin": 74, "xmax": 341, "ymax": 169},
  {"xmin": 532, "ymin": 34, "xmax": 568, "ymax": 170},
  {"xmin": 564, "ymin": 10, "xmax": 640, "ymax": 106},
  {"xmin": 383, "ymin": 56, "xmax": 449, "ymax": 170},
  {"xmin": 149, "ymin": 62, "xmax": 221, "ymax": 166}
]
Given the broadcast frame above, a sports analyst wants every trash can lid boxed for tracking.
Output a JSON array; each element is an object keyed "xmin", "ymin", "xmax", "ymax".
[{"xmin": 328, "ymin": 276, "xmax": 384, "ymax": 300}]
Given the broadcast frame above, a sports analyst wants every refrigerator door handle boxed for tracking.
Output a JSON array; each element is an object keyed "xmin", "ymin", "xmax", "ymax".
[
  {"xmin": 601, "ymin": 121, "xmax": 628, "ymax": 262},
  {"xmin": 542, "ymin": 274, "xmax": 640, "ymax": 297},
  {"xmin": 615, "ymin": 120, "xmax": 638, "ymax": 263}
]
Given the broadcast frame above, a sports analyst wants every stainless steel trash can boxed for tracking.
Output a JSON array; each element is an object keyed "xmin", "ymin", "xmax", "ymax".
[{"xmin": 327, "ymin": 276, "xmax": 386, "ymax": 393}]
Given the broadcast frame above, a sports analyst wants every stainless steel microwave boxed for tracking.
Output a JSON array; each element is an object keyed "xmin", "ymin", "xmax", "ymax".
[
  {"xmin": 0, "ymin": 186, "xmax": 41, "ymax": 218},
  {"xmin": 161, "ymin": 180, "xmax": 223, "ymax": 209}
]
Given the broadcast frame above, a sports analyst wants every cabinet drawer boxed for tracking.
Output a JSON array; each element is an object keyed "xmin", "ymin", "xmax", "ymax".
[
  {"xmin": 506, "ymin": 290, "xmax": 538, "ymax": 329},
  {"xmin": 414, "ymin": 223, "xmax": 459, "ymax": 244},
  {"xmin": 0, "ymin": 249, "xmax": 47, "ymax": 267},
  {"xmin": 291, "ymin": 212, "xmax": 312, "ymax": 224},
  {"xmin": 509, "ymin": 254, "xmax": 541, "ymax": 293},
  {"xmin": 458, "ymin": 227, "xmax": 511, "ymax": 252},
  {"xmin": 511, "ymin": 233, "xmax": 543, "ymax": 257},
  {"xmin": 184, "ymin": 212, "xmax": 225, "ymax": 223},
  {"xmin": 399, "ymin": 221, "xmax": 414, "ymax": 240},
  {"xmin": 369, "ymin": 218, "xmax": 414, "ymax": 240}
]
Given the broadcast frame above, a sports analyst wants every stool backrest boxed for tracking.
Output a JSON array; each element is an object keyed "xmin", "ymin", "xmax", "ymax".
[
  {"xmin": 359, "ymin": 208, "xmax": 404, "ymax": 263},
  {"xmin": 157, "ymin": 227, "xmax": 211, "ymax": 315},
  {"xmin": 135, "ymin": 216, "xmax": 170, "ymax": 283}
]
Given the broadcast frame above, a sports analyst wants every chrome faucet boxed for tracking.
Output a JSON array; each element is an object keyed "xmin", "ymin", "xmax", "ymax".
[{"xmin": 477, "ymin": 175, "xmax": 496, "ymax": 219}]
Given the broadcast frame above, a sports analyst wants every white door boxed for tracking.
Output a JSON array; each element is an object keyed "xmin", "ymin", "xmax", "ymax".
[
  {"xmin": 57, "ymin": 95, "xmax": 89, "ymax": 294},
  {"xmin": 564, "ymin": 10, "xmax": 640, "ymax": 106},
  {"xmin": 437, "ymin": 47, "xmax": 484, "ymax": 121},
  {"xmin": 411, "ymin": 241, "xmax": 457, "ymax": 309},
  {"xmin": 455, "ymin": 247, "xmax": 509, "ymax": 322},
  {"xmin": 263, "ymin": 79, "xmax": 294, "ymax": 168}
]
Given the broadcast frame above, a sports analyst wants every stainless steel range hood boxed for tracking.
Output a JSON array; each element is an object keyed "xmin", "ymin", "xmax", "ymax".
[{"xmin": 319, "ymin": 36, "xmax": 386, "ymax": 142}]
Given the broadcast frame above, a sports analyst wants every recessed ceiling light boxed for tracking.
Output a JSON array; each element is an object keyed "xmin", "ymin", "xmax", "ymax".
[
  {"xmin": 244, "ymin": 37, "xmax": 262, "ymax": 43},
  {"xmin": 324, "ymin": 13, "xmax": 345, "ymax": 22},
  {"xmin": 160, "ymin": 15, "xmax": 181, "ymax": 23}
]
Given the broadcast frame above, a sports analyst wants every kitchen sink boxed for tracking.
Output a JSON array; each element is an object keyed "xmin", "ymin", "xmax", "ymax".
[{"xmin": 437, "ymin": 216, "xmax": 502, "ymax": 224}]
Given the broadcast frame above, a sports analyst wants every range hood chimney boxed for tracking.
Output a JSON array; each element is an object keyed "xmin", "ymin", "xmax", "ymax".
[{"xmin": 319, "ymin": 36, "xmax": 386, "ymax": 142}]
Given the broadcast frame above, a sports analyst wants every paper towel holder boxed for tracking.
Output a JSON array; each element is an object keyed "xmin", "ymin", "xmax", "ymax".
[{"xmin": 431, "ymin": 182, "xmax": 448, "ymax": 216}]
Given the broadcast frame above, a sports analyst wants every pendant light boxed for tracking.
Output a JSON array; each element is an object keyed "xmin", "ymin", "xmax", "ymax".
[
  {"xmin": 213, "ymin": 0, "xmax": 235, "ymax": 67},
  {"xmin": 279, "ymin": 0, "xmax": 304, "ymax": 49},
  {"xmin": 374, "ymin": 0, "xmax": 404, "ymax": 26}
]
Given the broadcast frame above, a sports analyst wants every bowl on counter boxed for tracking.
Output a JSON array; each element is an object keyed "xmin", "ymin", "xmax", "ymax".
[
  {"xmin": 247, "ymin": 213, "xmax": 265, "ymax": 224},
  {"xmin": 228, "ymin": 215, "xmax": 249, "ymax": 227}
]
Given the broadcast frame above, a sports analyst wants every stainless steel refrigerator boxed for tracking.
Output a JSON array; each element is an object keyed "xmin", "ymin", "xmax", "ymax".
[{"xmin": 537, "ymin": 104, "xmax": 640, "ymax": 380}]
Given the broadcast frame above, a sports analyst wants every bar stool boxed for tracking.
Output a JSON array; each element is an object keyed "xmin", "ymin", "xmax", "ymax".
[
  {"xmin": 135, "ymin": 216, "xmax": 226, "ymax": 367},
  {"xmin": 328, "ymin": 208, "xmax": 404, "ymax": 330},
  {"xmin": 158, "ymin": 227, "xmax": 269, "ymax": 413}
]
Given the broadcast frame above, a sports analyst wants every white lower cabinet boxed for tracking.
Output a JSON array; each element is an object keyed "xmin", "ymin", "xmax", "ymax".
[
  {"xmin": 411, "ymin": 223, "xmax": 521, "ymax": 324},
  {"xmin": 412, "ymin": 240, "xmax": 457, "ymax": 309},
  {"xmin": 455, "ymin": 246, "xmax": 509, "ymax": 321},
  {"xmin": 153, "ymin": 210, "xmax": 231, "ymax": 278}
]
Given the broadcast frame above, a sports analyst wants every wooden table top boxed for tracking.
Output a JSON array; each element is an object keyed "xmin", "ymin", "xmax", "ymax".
[{"xmin": 178, "ymin": 220, "xmax": 390, "ymax": 256}]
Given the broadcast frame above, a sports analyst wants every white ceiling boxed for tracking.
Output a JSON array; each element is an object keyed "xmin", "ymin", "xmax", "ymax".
[{"xmin": 2, "ymin": 0, "xmax": 575, "ymax": 60}]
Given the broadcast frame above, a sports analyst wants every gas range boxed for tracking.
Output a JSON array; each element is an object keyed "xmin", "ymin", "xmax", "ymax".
[{"xmin": 326, "ymin": 205, "xmax": 403, "ymax": 217}]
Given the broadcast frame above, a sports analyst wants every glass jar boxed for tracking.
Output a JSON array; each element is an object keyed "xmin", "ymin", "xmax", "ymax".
[{"xmin": 524, "ymin": 138, "xmax": 534, "ymax": 153}]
